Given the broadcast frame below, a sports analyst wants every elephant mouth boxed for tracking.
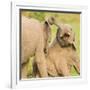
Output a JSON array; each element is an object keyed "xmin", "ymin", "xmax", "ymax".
[{"xmin": 56, "ymin": 35, "xmax": 71, "ymax": 48}]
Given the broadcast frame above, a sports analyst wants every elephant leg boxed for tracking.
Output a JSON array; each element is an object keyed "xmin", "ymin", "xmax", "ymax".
[
  {"xmin": 21, "ymin": 61, "xmax": 29, "ymax": 79},
  {"xmin": 72, "ymin": 53, "xmax": 80, "ymax": 74},
  {"xmin": 47, "ymin": 59, "xmax": 58, "ymax": 77},
  {"xmin": 33, "ymin": 61, "xmax": 40, "ymax": 77},
  {"xmin": 35, "ymin": 51, "xmax": 48, "ymax": 77},
  {"xmin": 35, "ymin": 57, "xmax": 48, "ymax": 77},
  {"xmin": 73, "ymin": 60, "xmax": 80, "ymax": 74},
  {"xmin": 35, "ymin": 37, "xmax": 48, "ymax": 77},
  {"xmin": 60, "ymin": 65, "xmax": 70, "ymax": 76},
  {"xmin": 57, "ymin": 59, "xmax": 70, "ymax": 76}
]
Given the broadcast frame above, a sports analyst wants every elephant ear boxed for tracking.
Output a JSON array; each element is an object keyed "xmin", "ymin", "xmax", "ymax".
[
  {"xmin": 72, "ymin": 42, "xmax": 76, "ymax": 50},
  {"xmin": 72, "ymin": 33, "xmax": 76, "ymax": 50}
]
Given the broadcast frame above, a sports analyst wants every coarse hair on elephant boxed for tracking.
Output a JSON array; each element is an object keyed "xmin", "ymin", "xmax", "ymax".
[
  {"xmin": 33, "ymin": 22, "xmax": 80, "ymax": 77},
  {"xmin": 21, "ymin": 16, "xmax": 54, "ymax": 78}
]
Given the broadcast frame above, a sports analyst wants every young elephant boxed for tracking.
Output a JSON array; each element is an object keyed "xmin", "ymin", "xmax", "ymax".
[
  {"xmin": 21, "ymin": 16, "xmax": 52, "ymax": 78},
  {"xmin": 33, "ymin": 23, "xmax": 80, "ymax": 77},
  {"xmin": 47, "ymin": 23, "xmax": 80, "ymax": 76}
]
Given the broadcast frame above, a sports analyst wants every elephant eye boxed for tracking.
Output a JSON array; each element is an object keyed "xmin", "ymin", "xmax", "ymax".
[{"xmin": 60, "ymin": 35, "xmax": 63, "ymax": 39}]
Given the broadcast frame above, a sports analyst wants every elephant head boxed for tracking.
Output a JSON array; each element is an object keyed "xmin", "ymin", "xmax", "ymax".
[{"xmin": 55, "ymin": 23, "xmax": 76, "ymax": 50}]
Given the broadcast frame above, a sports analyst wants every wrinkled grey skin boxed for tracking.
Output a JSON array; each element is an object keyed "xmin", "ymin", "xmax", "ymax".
[
  {"xmin": 33, "ymin": 23, "xmax": 80, "ymax": 77},
  {"xmin": 21, "ymin": 16, "xmax": 51, "ymax": 78}
]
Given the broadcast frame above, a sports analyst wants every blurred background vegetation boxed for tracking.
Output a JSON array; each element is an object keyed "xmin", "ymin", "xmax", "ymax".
[{"xmin": 21, "ymin": 10, "xmax": 80, "ymax": 77}]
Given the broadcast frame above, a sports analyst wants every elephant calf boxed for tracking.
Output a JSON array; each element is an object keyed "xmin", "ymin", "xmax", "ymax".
[
  {"xmin": 47, "ymin": 23, "xmax": 80, "ymax": 76},
  {"xmin": 21, "ymin": 16, "xmax": 52, "ymax": 78}
]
